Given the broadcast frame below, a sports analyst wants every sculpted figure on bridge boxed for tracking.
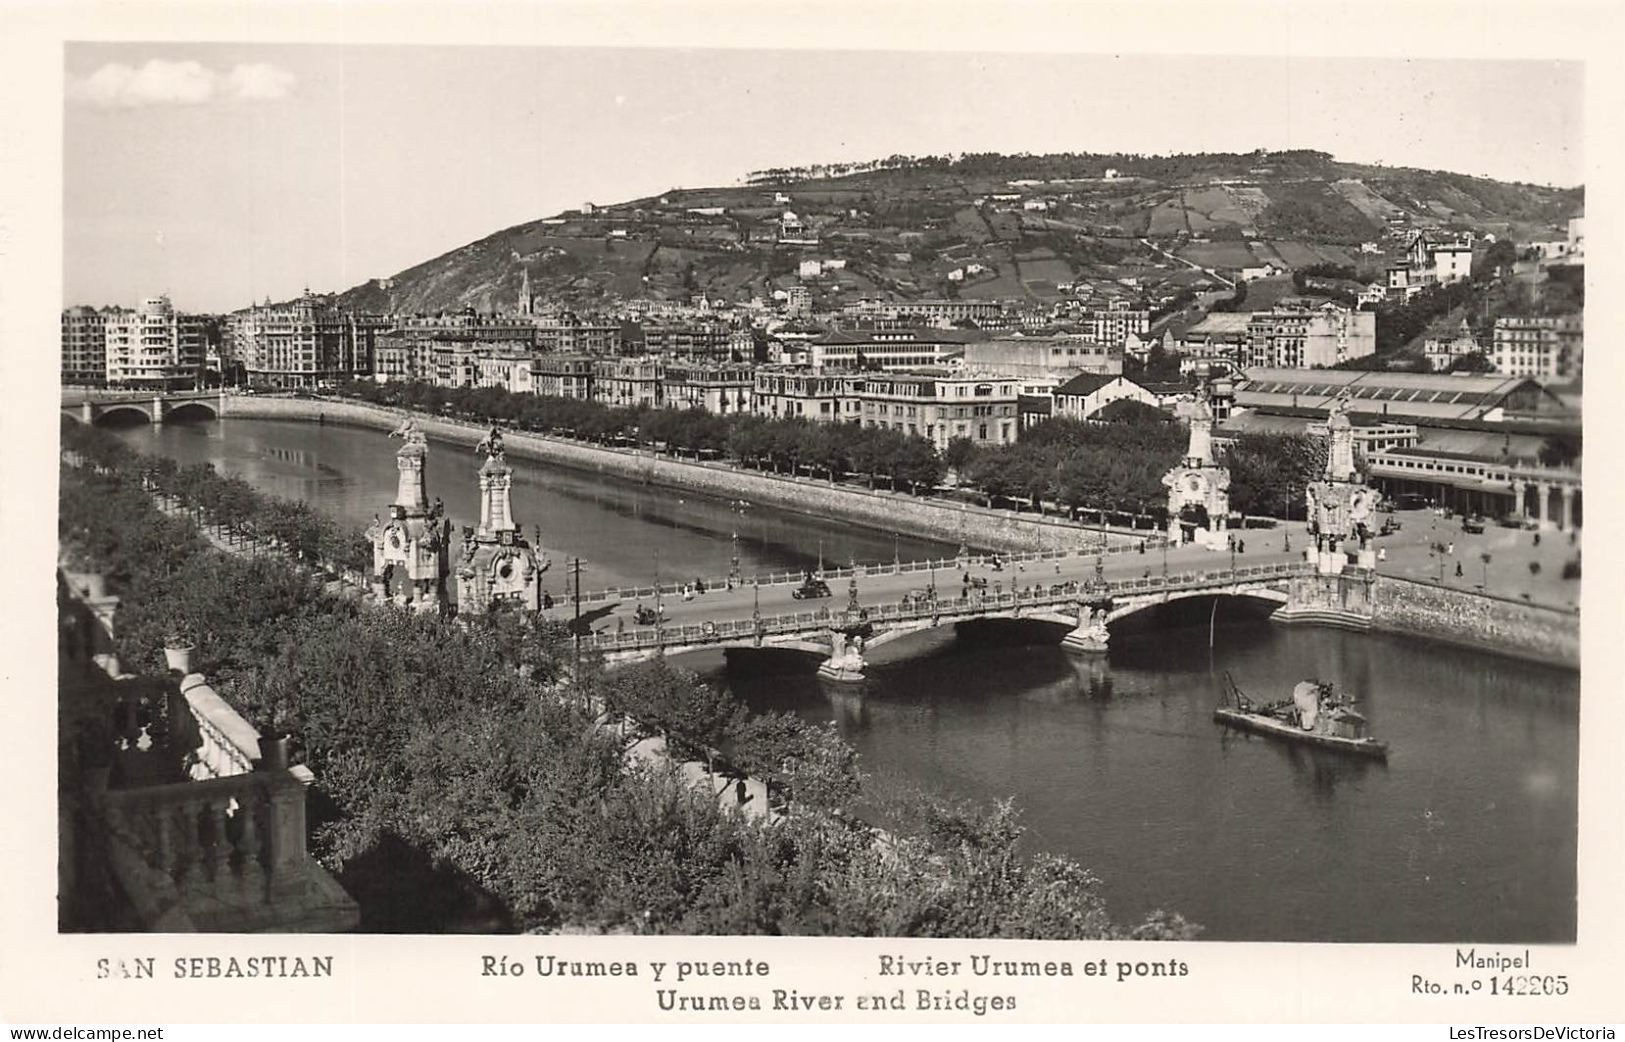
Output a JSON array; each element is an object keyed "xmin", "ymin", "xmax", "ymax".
[{"xmin": 475, "ymin": 426, "xmax": 506, "ymax": 460}]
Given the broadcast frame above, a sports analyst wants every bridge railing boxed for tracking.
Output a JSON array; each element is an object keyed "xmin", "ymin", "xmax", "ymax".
[
  {"xmin": 566, "ymin": 541, "xmax": 1177, "ymax": 606},
  {"xmin": 580, "ymin": 560, "xmax": 1312, "ymax": 653}
]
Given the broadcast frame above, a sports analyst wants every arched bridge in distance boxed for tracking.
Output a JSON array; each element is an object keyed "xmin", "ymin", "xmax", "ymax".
[
  {"xmin": 561, "ymin": 559, "xmax": 1312, "ymax": 683},
  {"xmin": 61, "ymin": 389, "xmax": 227, "ymax": 426}
]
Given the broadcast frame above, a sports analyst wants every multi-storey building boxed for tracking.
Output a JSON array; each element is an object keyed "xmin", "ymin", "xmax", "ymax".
[
  {"xmin": 640, "ymin": 319, "xmax": 733, "ymax": 360},
  {"xmin": 1080, "ymin": 299, "xmax": 1150, "ymax": 349},
  {"xmin": 532, "ymin": 311, "xmax": 622, "ymax": 355},
  {"xmin": 592, "ymin": 357, "xmax": 664, "ymax": 410},
  {"xmin": 102, "ymin": 296, "xmax": 205, "ymax": 390},
  {"xmin": 60, "ymin": 306, "xmax": 107, "ymax": 386},
  {"xmin": 857, "ymin": 371, "xmax": 1020, "ymax": 449},
  {"xmin": 1492, "ymin": 315, "xmax": 1583, "ymax": 380},
  {"xmin": 962, "ymin": 334, "xmax": 1122, "ymax": 380},
  {"xmin": 230, "ymin": 292, "xmax": 363, "ymax": 388},
  {"xmin": 809, "ymin": 328, "xmax": 976, "ymax": 371},
  {"xmin": 532, "ymin": 354, "xmax": 596, "ymax": 399},
  {"xmin": 662, "ymin": 362, "xmax": 753, "ymax": 415},
  {"xmin": 373, "ymin": 311, "xmax": 536, "ymax": 386},
  {"xmin": 1244, "ymin": 302, "xmax": 1376, "ymax": 369},
  {"xmin": 476, "ymin": 349, "xmax": 534, "ymax": 395},
  {"xmin": 1386, "ymin": 232, "xmax": 1475, "ymax": 301},
  {"xmin": 751, "ymin": 368, "xmax": 865, "ymax": 424},
  {"xmin": 844, "ymin": 297, "xmax": 1008, "ymax": 327}
]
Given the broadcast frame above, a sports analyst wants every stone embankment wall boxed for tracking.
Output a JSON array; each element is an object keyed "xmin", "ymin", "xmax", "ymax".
[
  {"xmin": 227, "ymin": 395, "xmax": 1154, "ymax": 552},
  {"xmin": 1369, "ymin": 575, "xmax": 1579, "ymax": 669}
]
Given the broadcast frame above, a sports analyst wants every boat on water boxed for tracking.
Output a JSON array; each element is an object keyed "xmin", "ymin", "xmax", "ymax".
[{"xmin": 1214, "ymin": 673, "xmax": 1389, "ymax": 759}]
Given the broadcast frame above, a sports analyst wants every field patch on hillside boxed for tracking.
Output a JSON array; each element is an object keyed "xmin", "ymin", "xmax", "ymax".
[
  {"xmin": 1147, "ymin": 197, "xmax": 1188, "ymax": 235},
  {"xmin": 1178, "ymin": 242, "xmax": 1258, "ymax": 269},
  {"xmin": 1331, "ymin": 179, "xmax": 1405, "ymax": 222}
]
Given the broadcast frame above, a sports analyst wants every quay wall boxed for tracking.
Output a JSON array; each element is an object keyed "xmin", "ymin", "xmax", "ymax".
[
  {"xmin": 1368, "ymin": 574, "xmax": 1578, "ymax": 669},
  {"xmin": 224, "ymin": 395, "xmax": 1147, "ymax": 553}
]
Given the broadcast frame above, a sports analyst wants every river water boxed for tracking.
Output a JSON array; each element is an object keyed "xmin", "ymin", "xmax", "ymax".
[{"xmin": 113, "ymin": 416, "xmax": 1580, "ymax": 943}]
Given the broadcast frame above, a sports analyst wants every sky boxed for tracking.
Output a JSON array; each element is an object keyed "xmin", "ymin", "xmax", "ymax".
[{"xmin": 63, "ymin": 44, "xmax": 1585, "ymax": 314}]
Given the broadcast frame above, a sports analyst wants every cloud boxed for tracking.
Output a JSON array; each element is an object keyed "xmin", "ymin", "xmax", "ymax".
[
  {"xmin": 69, "ymin": 59, "xmax": 297, "ymax": 108},
  {"xmin": 224, "ymin": 62, "xmax": 297, "ymax": 101}
]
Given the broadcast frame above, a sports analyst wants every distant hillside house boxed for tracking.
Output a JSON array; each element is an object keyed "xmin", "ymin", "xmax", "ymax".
[
  {"xmin": 778, "ymin": 210, "xmax": 818, "ymax": 246},
  {"xmin": 1052, "ymin": 373, "xmax": 1159, "ymax": 421},
  {"xmin": 1421, "ymin": 321, "xmax": 1482, "ymax": 372}
]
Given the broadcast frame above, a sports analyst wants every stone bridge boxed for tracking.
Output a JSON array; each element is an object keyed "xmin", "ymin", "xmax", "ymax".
[
  {"xmin": 578, "ymin": 560, "xmax": 1309, "ymax": 682},
  {"xmin": 62, "ymin": 390, "xmax": 227, "ymax": 426}
]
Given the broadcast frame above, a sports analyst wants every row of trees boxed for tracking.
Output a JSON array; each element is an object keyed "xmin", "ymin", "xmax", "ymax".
[
  {"xmin": 949, "ymin": 414, "xmax": 1324, "ymax": 522},
  {"xmin": 63, "ymin": 420, "xmax": 371, "ymax": 575},
  {"xmin": 336, "ymin": 379, "xmax": 1327, "ymax": 523},
  {"xmin": 58, "ymin": 426, "xmax": 1198, "ymax": 938},
  {"xmin": 337, "ymin": 380, "xmax": 949, "ymax": 492}
]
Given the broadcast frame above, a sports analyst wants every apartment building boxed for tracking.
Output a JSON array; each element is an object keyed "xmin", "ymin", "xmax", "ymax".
[
  {"xmin": 61, "ymin": 306, "xmax": 107, "ymax": 386},
  {"xmin": 532, "ymin": 311, "xmax": 623, "ymax": 355},
  {"xmin": 751, "ymin": 368, "xmax": 865, "ymax": 424},
  {"xmin": 102, "ymin": 296, "xmax": 206, "ymax": 390},
  {"xmin": 372, "ymin": 311, "xmax": 536, "ymax": 385},
  {"xmin": 230, "ymin": 293, "xmax": 365, "ymax": 388},
  {"xmin": 857, "ymin": 371, "xmax": 1020, "ymax": 449},
  {"xmin": 592, "ymin": 357, "xmax": 664, "ymax": 409},
  {"xmin": 662, "ymin": 362, "xmax": 753, "ymax": 415},
  {"xmin": 962, "ymin": 334, "xmax": 1123, "ymax": 380},
  {"xmin": 1244, "ymin": 302, "xmax": 1376, "ymax": 369},
  {"xmin": 532, "ymin": 354, "xmax": 596, "ymax": 399},
  {"xmin": 1492, "ymin": 315, "xmax": 1583, "ymax": 380}
]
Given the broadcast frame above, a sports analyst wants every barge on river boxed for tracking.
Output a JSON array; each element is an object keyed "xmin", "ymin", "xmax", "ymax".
[{"xmin": 1215, "ymin": 673, "xmax": 1389, "ymax": 760}]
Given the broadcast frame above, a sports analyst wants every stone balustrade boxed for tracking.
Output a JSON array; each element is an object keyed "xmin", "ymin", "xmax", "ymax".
[{"xmin": 178, "ymin": 674, "xmax": 260, "ymax": 779}]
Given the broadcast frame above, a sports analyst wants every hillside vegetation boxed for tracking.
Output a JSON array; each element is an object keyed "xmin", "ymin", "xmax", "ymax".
[{"xmin": 334, "ymin": 150, "xmax": 1581, "ymax": 316}]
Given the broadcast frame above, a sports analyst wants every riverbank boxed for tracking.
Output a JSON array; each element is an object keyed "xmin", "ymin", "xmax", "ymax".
[
  {"xmin": 226, "ymin": 395, "xmax": 1147, "ymax": 553},
  {"xmin": 1370, "ymin": 574, "xmax": 1579, "ymax": 670}
]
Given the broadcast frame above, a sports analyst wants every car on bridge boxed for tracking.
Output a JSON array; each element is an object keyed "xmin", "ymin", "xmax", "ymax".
[{"xmin": 791, "ymin": 577, "xmax": 832, "ymax": 600}]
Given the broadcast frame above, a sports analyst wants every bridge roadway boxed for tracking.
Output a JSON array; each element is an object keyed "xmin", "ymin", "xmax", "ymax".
[
  {"xmin": 549, "ymin": 530, "xmax": 1312, "ymax": 678},
  {"xmin": 552, "ymin": 524, "xmax": 1306, "ymax": 631}
]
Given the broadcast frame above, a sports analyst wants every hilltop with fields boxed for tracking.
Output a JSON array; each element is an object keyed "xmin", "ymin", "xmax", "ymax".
[{"xmin": 333, "ymin": 150, "xmax": 1581, "ymax": 317}]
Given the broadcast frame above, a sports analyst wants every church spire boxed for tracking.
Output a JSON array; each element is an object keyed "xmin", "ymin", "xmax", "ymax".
[{"xmin": 518, "ymin": 264, "xmax": 532, "ymax": 316}]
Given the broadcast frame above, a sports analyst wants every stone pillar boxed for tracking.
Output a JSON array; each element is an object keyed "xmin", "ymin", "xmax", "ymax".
[
  {"xmin": 151, "ymin": 396, "xmax": 164, "ymax": 425},
  {"xmin": 1512, "ymin": 481, "xmax": 1526, "ymax": 520},
  {"xmin": 262, "ymin": 772, "xmax": 309, "ymax": 893},
  {"xmin": 478, "ymin": 464, "xmax": 515, "ymax": 536},
  {"xmin": 80, "ymin": 401, "xmax": 93, "ymax": 424},
  {"xmin": 817, "ymin": 629, "xmax": 867, "ymax": 683},
  {"xmin": 1536, "ymin": 482, "xmax": 1550, "ymax": 529},
  {"xmin": 1061, "ymin": 603, "xmax": 1110, "ymax": 654},
  {"xmin": 395, "ymin": 448, "xmax": 428, "ymax": 512},
  {"xmin": 1559, "ymin": 485, "xmax": 1574, "ymax": 531}
]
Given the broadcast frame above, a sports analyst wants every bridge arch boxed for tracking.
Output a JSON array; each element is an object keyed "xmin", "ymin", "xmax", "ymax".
[
  {"xmin": 1106, "ymin": 587, "xmax": 1288, "ymax": 625},
  {"xmin": 164, "ymin": 400, "xmax": 220, "ymax": 422},
  {"xmin": 90, "ymin": 402, "xmax": 157, "ymax": 426}
]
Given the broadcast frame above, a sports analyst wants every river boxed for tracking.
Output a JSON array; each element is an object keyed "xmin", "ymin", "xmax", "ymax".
[{"xmin": 112, "ymin": 415, "xmax": 1580, "ymax": 943}]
